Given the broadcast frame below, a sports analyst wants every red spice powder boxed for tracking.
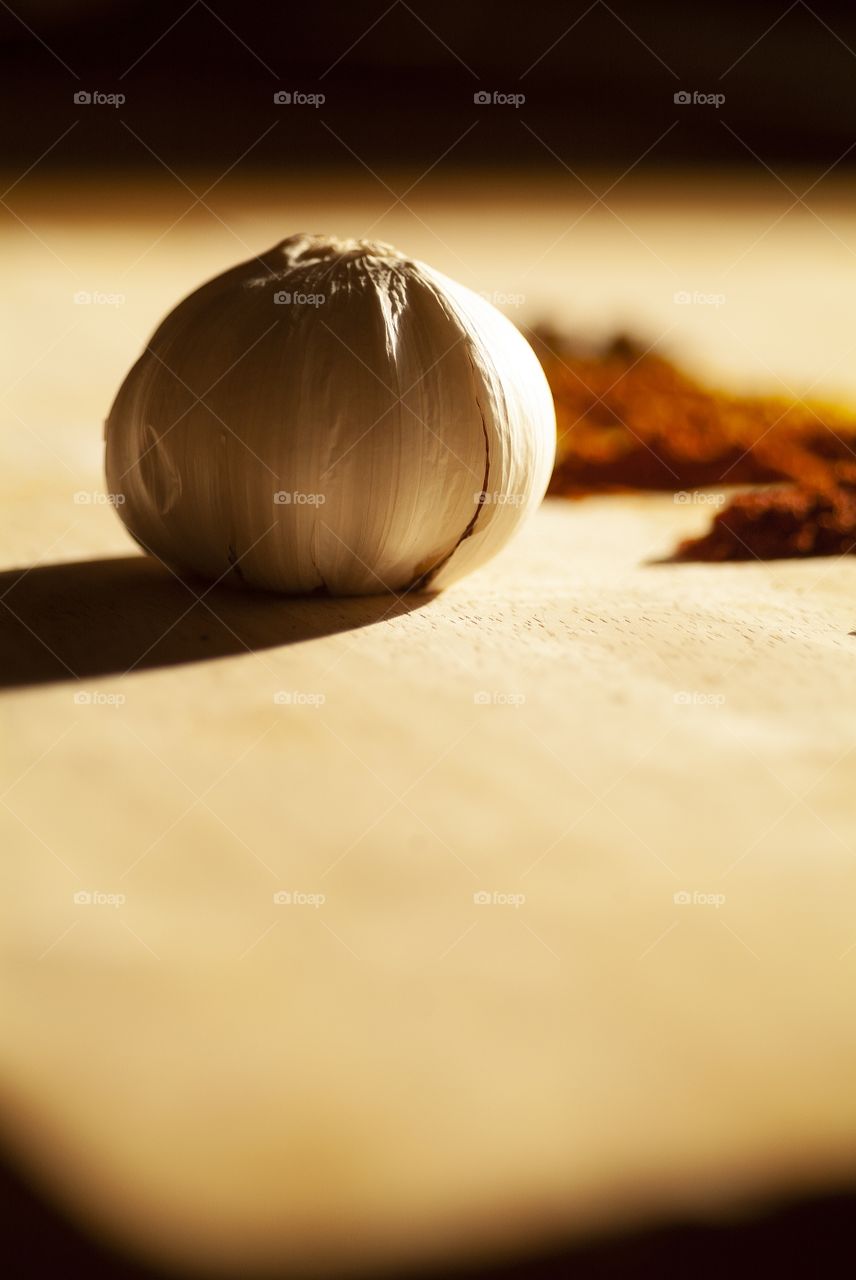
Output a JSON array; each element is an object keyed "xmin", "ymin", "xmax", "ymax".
[
  {"xmin": 536, "ymin": 330, "xmax": 856, "ymax": 560},
  {"xmin": 674, "ymin": 485, "xmax": 856, "ymax": 562}
]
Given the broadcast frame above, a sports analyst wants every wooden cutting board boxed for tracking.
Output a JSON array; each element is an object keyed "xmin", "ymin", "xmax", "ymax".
[{"xmin": 3, "ymin": 178, "xmax": 856, "ymax": 1275}]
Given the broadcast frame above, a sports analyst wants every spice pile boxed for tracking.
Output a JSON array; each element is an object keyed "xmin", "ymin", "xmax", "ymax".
[{"xmin": 534, "ymin": 329, "xmax": 856, "ymax": 560}]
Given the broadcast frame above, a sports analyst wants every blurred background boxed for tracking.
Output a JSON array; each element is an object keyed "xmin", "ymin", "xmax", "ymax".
[
  {"xmin": 3, "ymin": 0, "xmax": 856, "ymax": 171},
  {"xmin": 4, "ymin": 0, "xmax": 856, "ymax": 409}
]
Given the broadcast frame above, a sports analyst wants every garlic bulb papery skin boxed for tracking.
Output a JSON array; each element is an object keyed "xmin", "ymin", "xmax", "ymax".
[{"xmin": 105, "ymin": 235, "xmax": 556, "ymax": 596}]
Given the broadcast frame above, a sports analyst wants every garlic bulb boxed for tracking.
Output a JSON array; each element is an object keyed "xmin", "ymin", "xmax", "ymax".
[{"xmin": 106, "ymin": 235, "xmax": 555, "ymax": 596}]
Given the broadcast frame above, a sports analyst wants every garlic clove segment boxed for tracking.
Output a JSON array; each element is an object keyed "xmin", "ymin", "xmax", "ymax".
[{"xmin": 105, "ymin": 235, "xmax": 555, "ymax": 596}]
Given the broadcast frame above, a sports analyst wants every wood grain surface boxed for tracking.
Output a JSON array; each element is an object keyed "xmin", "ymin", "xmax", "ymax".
[{"xmin": 2, "ymin": 180, "xmax": 856, "ymax": 1276}]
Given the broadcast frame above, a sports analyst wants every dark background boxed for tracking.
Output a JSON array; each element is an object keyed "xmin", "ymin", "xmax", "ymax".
[
  {"xmin": 2, "ymin": 1144, "xmax": 855, "ymax": 1280},
  {"xmin": 1, "ymin": 0, "xmax": 856, "ymax": 180}
]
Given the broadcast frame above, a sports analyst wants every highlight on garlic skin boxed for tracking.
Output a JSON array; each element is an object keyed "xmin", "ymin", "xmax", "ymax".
[{"xmin": 105, "ymin": 234, "xmax": 556, "ymax": 596}]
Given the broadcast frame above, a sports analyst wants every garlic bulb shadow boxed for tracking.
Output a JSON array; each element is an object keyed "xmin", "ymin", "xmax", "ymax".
[{"xmin": 0, "ymin": 555, "xmax": 427, "ymax": 689}]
